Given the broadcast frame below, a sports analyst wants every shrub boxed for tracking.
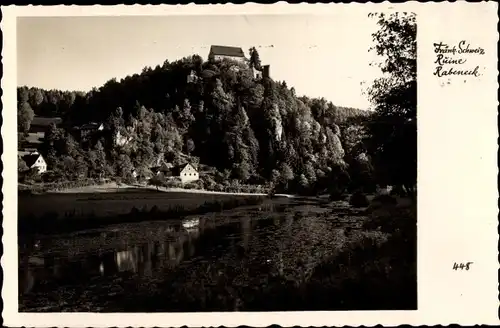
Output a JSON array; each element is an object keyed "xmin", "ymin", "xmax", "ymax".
[
  {"xmin": 329, "ymin": 191, "xmax": 347, "ymax": 201},
  {"xmin": 184, "ymin": 183, "xmax": 196, "ymax": 190},
  {"xmin": 349, "ymin": 191, "xmax": 369, "ymax": 208},
  {"xmin": 373, "ymin": 194, "xmax": 398, "ymax": 205}
]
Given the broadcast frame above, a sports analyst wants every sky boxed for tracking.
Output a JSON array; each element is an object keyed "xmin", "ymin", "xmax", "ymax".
[{"xmin": 17, "ymin": 14, "xmax": 383, "ymax": 109}]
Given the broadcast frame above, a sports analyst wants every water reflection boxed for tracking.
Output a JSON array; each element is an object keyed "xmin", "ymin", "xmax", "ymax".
[
  {"xmin": 19, "ymin": 208, "xmax": 373, "ymax": 312},
  {"xmin": 18, "ymin": 219, "xmax": 239, "ymax": 296}
]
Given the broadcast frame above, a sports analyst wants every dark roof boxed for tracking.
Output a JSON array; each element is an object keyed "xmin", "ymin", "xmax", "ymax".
[
  {"xmin": 31, "ymin": 117, "xmax": 62, "ymax": 127},
  {"xmin": 171, "ymin": 163, "xmax": 199, "ymax": 175},
  {"xmin": 22, "ymin": 153, "xmax": 42, "ymax": 167},
  {"xmin": 210, "ymin": 45, "xmax": 245, "ymax": 58}
]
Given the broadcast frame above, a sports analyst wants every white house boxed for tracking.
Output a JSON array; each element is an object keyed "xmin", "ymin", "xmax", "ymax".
[
  {"xmin": 172, "ymin": 163, "xmax": 199, "ymax": 184},
  {"xmin": 22, "ymin": 152, "xmax": 47, "ymax": 174}
]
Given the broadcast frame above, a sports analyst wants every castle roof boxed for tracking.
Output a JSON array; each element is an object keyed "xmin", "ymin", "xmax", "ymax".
[{"xmin": 210, "ymin": 45, "xmax": 245, "ymax": 58}]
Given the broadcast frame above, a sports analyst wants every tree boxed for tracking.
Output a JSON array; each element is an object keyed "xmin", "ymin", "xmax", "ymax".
[
  {"xmin": 366, "ymin": 12, "xmax": 416, "ymax": 195},
  {"xmin": 33, "ymin": 88, "xmax": 44, "ymax": 106},
  {"xmin": 249, "ymin": 47, "xmax": 262, "ymax": 71},
  {"xmin": 149, "ymin": 174, "xmax": 165, "ymax": 190},
  {"xmin": 279, "ymin": 162, "xmax": 294, "ymax": 191},
  {"xmin": 18, "ymin": 101, "xmax": 34, "ymax": 134},
  {"xmin": 233, "ymin": 161, "xmax": 251, "ymax": 182},
  {"xmin": 116, "ymin": 154, "xmax": 134, "ymax": 180},
  {"xmin": 298, "ymin": 174, "xmax": 309, "ymax": 193},
  {"xmin": 185, "ymin": 138, "xmax": 195, "ymax": 155},
  {"xmin": 18, "ymin": 157, "xmax": 29, "ymax": 173},
  {"xmin": 88, "ymin": 141, "xmax": 107, "ymax": 179}
]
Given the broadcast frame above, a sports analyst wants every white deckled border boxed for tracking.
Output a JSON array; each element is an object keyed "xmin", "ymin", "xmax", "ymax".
[{"xmin": 2, "ymin": 2, "xmax": 499, "ymax": 327}]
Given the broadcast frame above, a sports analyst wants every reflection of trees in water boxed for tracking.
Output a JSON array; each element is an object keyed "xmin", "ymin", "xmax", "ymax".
[
  {"xmin": 20, "ymin": 222, "xmax": 205, "ymax": 295},
  {"xmin": 19, "ymin": 256, "xmax": 36, "ymax": 295},
  {"xmin": 240, "ymin": 217, "xmax": 252, "ymax": 251},
  {"xmin": 115, "ymin": 248, "xmax": 139, "ymax": 273},
  {"xmin": 110, "ymin": 226, "xmax": 202, "ymax": 274}
]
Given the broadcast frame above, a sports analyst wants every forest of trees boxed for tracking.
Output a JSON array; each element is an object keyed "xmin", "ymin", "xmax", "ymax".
[{"xmin": 18, "ymin": 12, "xmax": 416, "ymax": 197}]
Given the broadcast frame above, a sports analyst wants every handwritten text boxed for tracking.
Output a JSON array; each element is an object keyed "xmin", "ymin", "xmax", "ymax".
[{"xmin": 433, "ymin": 41, "xmax": 485, "ymax": 78}]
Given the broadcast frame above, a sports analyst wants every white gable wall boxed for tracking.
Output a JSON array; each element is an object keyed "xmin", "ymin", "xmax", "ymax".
[
  {"xmin": 31, "ymin": 156, "xmax": 47, "ymax": 173},
  {"xmin": 179, "ymin": 164, "xmax": 199, "ymax": 183},
  {"xmin": 214, "ymin": 55, "xmax": 246, "ymax": 63}
]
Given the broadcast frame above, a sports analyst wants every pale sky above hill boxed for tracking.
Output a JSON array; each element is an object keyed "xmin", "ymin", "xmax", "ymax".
[{"xmin": 17, "ymin": 14, "xmax": 382, "ymax": 109}]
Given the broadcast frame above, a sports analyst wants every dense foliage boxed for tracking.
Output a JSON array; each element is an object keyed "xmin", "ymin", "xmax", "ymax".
[
  {"xmin": 18, "ymin": 13, "xmax": 416, "ymax": 196},
  {"xmin": 365, "ymin": 12, "xmax": 417, "ymax": 195},
  {"xmin": 18, "ymin": 54, "xmax": 370, "ymax": 194}
]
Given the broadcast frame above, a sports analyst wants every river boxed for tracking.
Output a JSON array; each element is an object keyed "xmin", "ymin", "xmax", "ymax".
[{"xmin": 18, "ymin": 197, "xmax": 415, "ymax": 312}]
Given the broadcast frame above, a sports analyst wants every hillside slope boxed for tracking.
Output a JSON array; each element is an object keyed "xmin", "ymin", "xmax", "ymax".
[{"xmin": 18, "ymin": 54, "xmax": 373, "ymax": 194}]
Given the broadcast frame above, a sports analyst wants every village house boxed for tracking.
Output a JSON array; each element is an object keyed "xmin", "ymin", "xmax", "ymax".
[
  {"xmin": 151, "ymin": 162, "xmax": 199, "ymax": 184},
  {"xmin": 208, "ymin": 45, "xmax": 247, "ymax": 63},
  {"xmin": 151, "ymin": 162, "xmax": 174, "ymax": 178},
  {"xmin": 172, "ymin": 163, "xmax": 199, "ymax": 183},
  {"xmin": 73, "ymin": 122, "xmax": 105, "ymax": 139},
  {"xmin": 21, "ymin": 152, "xmax": 48, "ymax": 174}
]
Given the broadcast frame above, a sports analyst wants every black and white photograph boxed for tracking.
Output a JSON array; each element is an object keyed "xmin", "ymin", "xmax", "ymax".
[{"xmin": 14, "ymin": 10, "xmax": 418, "ymax": 313}]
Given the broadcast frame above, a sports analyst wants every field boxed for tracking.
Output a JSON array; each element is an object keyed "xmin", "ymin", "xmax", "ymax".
[{"xmin": 18, "ymin": 188, "xmax": 264, "ymax": 220}]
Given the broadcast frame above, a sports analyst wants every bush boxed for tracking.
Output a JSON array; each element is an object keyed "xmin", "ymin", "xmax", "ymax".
[
  {"xmin": 349, "ymin": 191, "xmax": 369, "ymax": 208},
  {"xmin": 373, "ymin": 194, "xmax": 398, "ymax": 205},
  {"xmin": 184, "ymin": 183, "xmax": 196, "ymax": 190},
  {"xmin": 329, "ymin": 191, "xmax": 347, "ymax": 201}
]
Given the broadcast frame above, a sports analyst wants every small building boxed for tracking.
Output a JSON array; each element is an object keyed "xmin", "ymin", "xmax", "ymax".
[
  {"xmin": 72, "ymin": 122, "xmax": 105, "ymax": 141},
  {"xmin": 80, "ymin": 122, "xmax": 104, "ymax": 134},
  {"xmin": 172, "ymin": 163, "xmax": 199, "ymax": 184},
  {"xmin": 251, "ymin": 65, "xmax": 270, "ymax": 80},
  {"xmin": 21, "ymin": 152, "xmax": 47, "ymax": 174},
  {"xmin": 150, "ymin": 162, "xmax": 199, "ymax": 184},
  {"xmin": 252, "ymin": 67, "xmax": 263, "ymax": 79},
  {"xmin": 151, "ymin": 162, "xmax": 174, "ymax": 177},
  {"xmin": 208, "ymin": 45, "xmax": 246, "ymax": 63}
]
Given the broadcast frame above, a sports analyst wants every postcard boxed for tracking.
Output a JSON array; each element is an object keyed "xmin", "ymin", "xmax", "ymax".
[{"xmin": 1, "ymin": 2, "xmax": 498, "ymax": 327}]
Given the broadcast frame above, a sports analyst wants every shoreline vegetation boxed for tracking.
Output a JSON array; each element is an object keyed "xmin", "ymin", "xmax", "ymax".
[{"xmin": 18, "ymin": 180, "xmax": 293, "ymax": 198}]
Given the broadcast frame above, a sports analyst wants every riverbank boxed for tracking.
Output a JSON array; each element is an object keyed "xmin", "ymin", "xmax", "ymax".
[
  {"xmin": 18, "ymin": 194, "xmax": 268, "ymax": 236},
  {"xmin": 20, "ymin": 181, "xmax": 294, "ymax": 198}
]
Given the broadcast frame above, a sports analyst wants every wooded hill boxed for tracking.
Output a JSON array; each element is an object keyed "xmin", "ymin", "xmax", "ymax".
[{"xmin": 19, "ymin": 22, "xmax": 414, "ymax": 196}]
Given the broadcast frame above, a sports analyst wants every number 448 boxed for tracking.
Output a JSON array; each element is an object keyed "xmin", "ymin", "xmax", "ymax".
[{"xmin": 453, "ymin": 262, "xmax": 473, "ymax": 271}]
